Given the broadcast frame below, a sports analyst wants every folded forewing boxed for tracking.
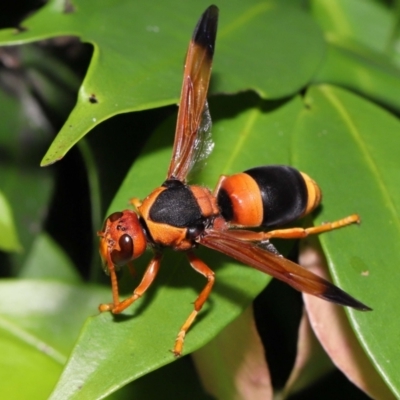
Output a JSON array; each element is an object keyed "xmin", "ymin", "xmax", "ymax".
[
  {"xmin": 167, "ymin": 5, "xmax": 218, "ymax": 181},
  {"xmin": 199, "ymin": 230, "xmax": 370, "ymax": 311}
]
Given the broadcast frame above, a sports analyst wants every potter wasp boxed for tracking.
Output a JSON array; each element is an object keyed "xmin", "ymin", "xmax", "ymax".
[{"xmin": 98, "ymin": 5, "xmax": 370, "ymax": 356}]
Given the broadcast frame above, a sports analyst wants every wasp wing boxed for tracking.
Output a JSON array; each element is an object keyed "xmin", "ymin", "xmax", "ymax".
[
  {"xmin": 167, "ymin": 5, "xmax": 218, "ymax": 182},
  {"xmin": 199, "ymin": 230, "xmax": 371, "ymax": 311}
]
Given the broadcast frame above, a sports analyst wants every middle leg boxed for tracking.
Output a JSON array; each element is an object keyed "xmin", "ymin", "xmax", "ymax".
[{"xmin": 173, "ymin": 251, "xmax": 215, "ymax": 356}]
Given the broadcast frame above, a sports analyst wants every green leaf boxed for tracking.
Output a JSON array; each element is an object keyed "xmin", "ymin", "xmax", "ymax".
[
  {"xmin": 20, "ymin": 232, "xmax": 82, "ymax": 283},
  {"xmin": 19, "ymin": 45, "xmax": 80, "ymax": 117},
  {"xmin": 0, "ymin": 280, "xmax": 109, "ymax": 399},
  {"xmin": 312, "ymin": 43, "xmax": 400, "ymax": 112},
  {"xmin": 0, "ymin": 328, "xmax": 62, "ymax": 399},
  {"xmin": 50, "ymin": 93, "xmax": 304, "ymax": 399},
  {"xmin": 0, "ymin": 80, "xmax": 53, "ymax": 268},
  {"xmin": 310, "ymin": 0, "xmax": 400, "ymax": 112},
  {"xmin": 311, "ymin": 0, "xmax": 394, "ymax": 52},
  {"xmin": 0, "ymin": 190, "xmax": 21, "ymax": 252},
  {"xmin": 293, "ymin": 85, "xmax": 400, "ymax": 397},
  {"xmin": 0, "ymin": 0, "xmax": 325, "ymax": 165}
]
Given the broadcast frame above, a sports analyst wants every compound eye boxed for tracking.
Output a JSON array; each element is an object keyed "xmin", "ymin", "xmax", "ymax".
[{"xmin": 110, "ymin": 234, "xmax": 133, "ymax": 266}]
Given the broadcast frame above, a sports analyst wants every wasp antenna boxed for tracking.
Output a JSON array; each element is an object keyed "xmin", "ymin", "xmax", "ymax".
[
  {"xmin": 322, "ymin": 283, "xmax": 372, "ymax": 311},
  {"xmin": 193, "ymin": 5, "xmax": 219, "ymax": 58}
]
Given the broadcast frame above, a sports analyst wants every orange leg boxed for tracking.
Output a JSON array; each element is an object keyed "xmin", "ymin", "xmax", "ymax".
[
  {"xmin": 212, "ymin": 174, "xmax": 228, "ymax": 197},
  {"xmin": 130, "ymin": 197, "xmax": 142, "ymax": 210},
  {"xmin": 101, "ymin": 252, "xmax": 120, "ymax": 307},
  {"xmin": 265, "ymin": 214, "xmax": 360, "ymax": 239},
  {"xmin": 99, "ymin": 253, "xmax": 162, "ymax": 314},
  {"xmin": 173, "ymin": 251, "xmax": 215, "ymax": 357},
  {"xmin": 227, "ymin": 214, "xmax": 360, "ymax": 242}
]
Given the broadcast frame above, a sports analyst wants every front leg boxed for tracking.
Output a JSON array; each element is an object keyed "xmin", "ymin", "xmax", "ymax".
[
  {"xmin": 99, "ymin": 252, "xmax": 162, "ymax": 314},
  {"xmin": 130, "ymin": 197, "xmax": 142, "ymax": 211}
]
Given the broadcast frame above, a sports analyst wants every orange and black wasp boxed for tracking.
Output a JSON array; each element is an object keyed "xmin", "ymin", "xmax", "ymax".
[{"xmin": 98, "ymin": 5, "xmax": 371, "ymax": 356}]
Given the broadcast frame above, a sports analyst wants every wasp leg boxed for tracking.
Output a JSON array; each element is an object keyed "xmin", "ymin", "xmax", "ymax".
[
  {"xmin": 212, "ymin": 174, "xmax": 228, "ymax": 196},
  {"xmin": 225, "ymin": 214, "xmax": 360, "ymax": 241},
  {"xmin": 130, "ymin": 197, "xmax": 142, "ymax": 210},
  {"xmin": 264, "ymin": 214, "xmax": 360, "ymax": 239},
  {"xmin": 174, "ymin": 251, "xmax": 215, "ymax": 357},
  {"xmin": 99, "ymin": 253, "xmax": 162, "ymax": 313},
  {"xmin": 100, "ymin": 252, "xmax": 120, "ymax": 308}
]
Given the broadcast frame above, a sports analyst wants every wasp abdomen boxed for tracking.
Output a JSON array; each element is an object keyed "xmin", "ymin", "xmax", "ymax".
[{"xmin": 217, "ymin": 165, "xmax": 322, "ymax": 228}]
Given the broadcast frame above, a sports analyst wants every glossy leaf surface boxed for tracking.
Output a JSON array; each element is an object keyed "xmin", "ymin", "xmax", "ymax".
[
  {"xmin": 0, "ymin": 190, "xmax": 21, "ymax": 252},
  {"xmin": 294, "ymin": 85, "xmax": 400, "ymax": 396},
  {"xmin": 311, "ymin": 0, "xmax": 400, "ymax": 112},
  {"xmin": 0, "ymin": 280, "xmax": 108, "ymax": 399},
  {"xmin": 0, "ymin": 0, "xmax": 325, "ymax": 165}
]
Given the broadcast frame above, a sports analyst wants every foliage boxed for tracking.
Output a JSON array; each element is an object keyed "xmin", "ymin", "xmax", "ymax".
[{"xmin": 0, "ymin": 0, "xmax": 399, "ymax": 398}]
